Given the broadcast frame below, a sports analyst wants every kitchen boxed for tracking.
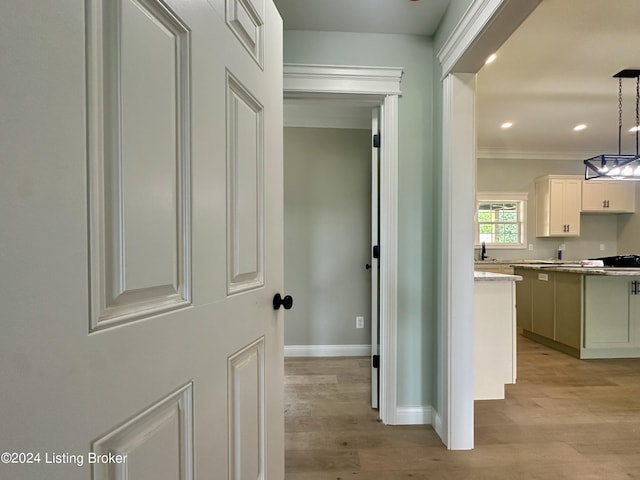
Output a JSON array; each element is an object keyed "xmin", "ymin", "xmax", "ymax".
[{"xmin": 472, "ymin": 0, "xmax": 640, "ymax": 395}]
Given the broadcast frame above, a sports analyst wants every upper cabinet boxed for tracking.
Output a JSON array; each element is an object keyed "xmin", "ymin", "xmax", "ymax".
[
  {"xmin": 581, "ymin": 180, "xmax": 636, "ymax": 213},
  {"xmin": 535, "ymin": 175, "xmax": 582, "ymax": 237}
]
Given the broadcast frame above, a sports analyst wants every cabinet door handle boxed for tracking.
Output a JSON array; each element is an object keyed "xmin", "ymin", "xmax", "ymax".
[
  {"xmin": 603, "ymin": 200, "xmax": 607, "ymax": 208},
  {"xmin": 607, "ymin": 199, "xmax": 610, "ymax": 208}
]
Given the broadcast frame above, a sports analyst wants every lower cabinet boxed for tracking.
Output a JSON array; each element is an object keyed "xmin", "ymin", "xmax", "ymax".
[
  {"xmin": 515, "ymin": 270, "xmax": 534, "ymax": 331},
  {"xmin": 531, "ymin": 271, "xmax": 555, "ymax": 339},
  {"xmin": 514, "ymin": 268, "xmax": 640, "ymax": 358},
  {"xmin": 554, "ymin": 273, "xmax": 582, "ymax": 350},
  {"xmin": 584, "ymin": 276, "xmax": 640, "ymax": 350},
  {"xmin": 474, "ymin": 279, "xmax": 517, "ymax": 400}
]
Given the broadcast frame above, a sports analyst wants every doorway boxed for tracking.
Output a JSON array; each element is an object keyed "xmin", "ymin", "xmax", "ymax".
[
  {"xmin": 283, "ymin": 63, "xmax": 402, "ymax": 423},
  {"xmin": 282, "ymin": 99, "xmax": 377, "ymax": 407},
  {"xmin": 437, "ymin": 0, "xmax": 542, "ymax": 450}
]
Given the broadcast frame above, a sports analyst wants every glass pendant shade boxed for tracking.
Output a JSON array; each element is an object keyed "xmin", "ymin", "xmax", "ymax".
[{"xmin": 584, "ymin": 154, "xmax": 640, "ymax": 180}]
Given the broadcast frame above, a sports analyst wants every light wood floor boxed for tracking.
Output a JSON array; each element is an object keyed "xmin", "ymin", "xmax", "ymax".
[{"xmin": 284, "ymin": 335, "xmax": 640, "ymax": 479}]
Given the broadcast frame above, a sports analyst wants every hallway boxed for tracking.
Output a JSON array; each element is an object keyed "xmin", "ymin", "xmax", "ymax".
[{"xmin": 285, "ymin": 336, "xmax": 640, "ymax": 479}]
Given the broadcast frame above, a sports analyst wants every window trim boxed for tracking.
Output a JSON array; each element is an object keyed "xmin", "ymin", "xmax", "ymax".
[{"xmin": 475, "ymin": 192, "xmax": 528, "ymax": 249}]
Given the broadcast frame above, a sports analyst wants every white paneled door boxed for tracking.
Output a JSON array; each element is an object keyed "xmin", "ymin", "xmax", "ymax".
[{"xmin": 0, "ymin": 0, "xmax": 284, "ymax": 479}]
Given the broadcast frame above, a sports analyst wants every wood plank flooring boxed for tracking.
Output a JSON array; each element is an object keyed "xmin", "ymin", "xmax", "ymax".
[{"xmin": 285, "ymin": 335, "xmax": 640, "ymax": 479}]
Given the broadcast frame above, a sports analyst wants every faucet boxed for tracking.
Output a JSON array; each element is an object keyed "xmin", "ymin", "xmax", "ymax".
[{"xmin": 481, "ymin": 241, "xmax": 487, "ymax": 260}]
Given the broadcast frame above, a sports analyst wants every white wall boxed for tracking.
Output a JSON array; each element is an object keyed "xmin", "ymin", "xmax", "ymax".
[
  {"xmin": 284, "ymin": 127, "xmax": 372, "ymax": 347},
  {"xmin": 477, "ymin": 157, "xmax": 621, "ymax": 260}
]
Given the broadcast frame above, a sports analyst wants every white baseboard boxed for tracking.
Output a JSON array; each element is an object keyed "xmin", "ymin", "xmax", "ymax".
[
  {"xmin": 284, "ymin": 344, "xmax": 371, "ymax": 357},
  {"xmin": 433, "ymin": 409, "xmax": 443, "ymax": 438},
  {"xmin": 393, "ymin": 405, "xmax": 434, "ymax": 425}
]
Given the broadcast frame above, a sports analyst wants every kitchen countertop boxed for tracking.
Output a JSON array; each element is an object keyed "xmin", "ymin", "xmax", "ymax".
[
  {"xmin": 475, "ymin": 259, "xmax": 572, "ymax": 265},
  {"xmin": 512, "ymin": 264, "xmax": 640, "ymax": 276},
  {"xmin": 474, "ymin": 271, "xmax": 523, "ymax": 281}
]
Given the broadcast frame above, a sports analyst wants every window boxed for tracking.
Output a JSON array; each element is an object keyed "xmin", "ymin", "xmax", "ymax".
[{"xmin": 475, "ymin": 192, "xmax": 527, "ymax": 249}]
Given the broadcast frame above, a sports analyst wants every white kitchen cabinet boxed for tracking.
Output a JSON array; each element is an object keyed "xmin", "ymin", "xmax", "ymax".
[
  {"xmin": 474, "ymin": 275, "xmax": 519, "ymax": 400},
  {"xmin": 581, "ymin": 180, "xmax": 636, "ymax": 213},
  {"xmin": 535, "ymin": 175, "xmax": 582, "ymax": 237}
]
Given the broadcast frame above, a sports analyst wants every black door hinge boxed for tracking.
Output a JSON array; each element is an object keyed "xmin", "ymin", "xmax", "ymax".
[
  {"xmin": 372, "ymin": 355, "xmax": 380, "ymax": 369},
  {"xmin": 372, "ymin": 245, "xmax": 380, "ymax": 259},
  {"xmin": 373, "ymin": 133, "xmax": 380, "ymax": 148}
]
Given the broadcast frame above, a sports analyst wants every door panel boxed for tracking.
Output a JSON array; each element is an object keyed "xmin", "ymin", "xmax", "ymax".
[
  {"xmin": 92, "ymin": 384, "xmax": 193, "ymax": 480},
  {"xmin": 226, "ymin": 0, "xmax": 264, "ymax": 66},
  {"xmin": 228, "ymin": 338, "xmax": 264, "ymax": 480},
  {"xmin": 0, "ymin": 0, "xmax": 283, "ymax": 479},
  {"xmin": 87, "ymin": 0, "xmax": 192, "ymax": 331},
  {"xmin": 226, "ymin": 73, "xmax": 265, "ymax": 294}
]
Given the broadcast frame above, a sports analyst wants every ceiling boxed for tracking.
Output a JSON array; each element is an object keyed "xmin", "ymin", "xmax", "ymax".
[
  {"xmin": 477, "ymin": 0, "xmax": 640, "ymax": 159},
  {"xmin": 276, "ymin": 0, "xmax": 640, "ymax": 161},
  {"xmin": 273, "ymin": 0, "xmax": 450, "ymax": 36}
]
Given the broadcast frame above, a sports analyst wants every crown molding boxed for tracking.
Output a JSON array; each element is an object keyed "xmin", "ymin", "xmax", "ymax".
[
  {"xmin": 437, "ymin": 0, "xmax": 505, "ymax": 77},
  {"xmin": 284, "ymin": 64, "xmax": 403, "ymax": 96},
  {"xmin": 477, "ymin": 148, "xmax": 603, "ymax": 161}
]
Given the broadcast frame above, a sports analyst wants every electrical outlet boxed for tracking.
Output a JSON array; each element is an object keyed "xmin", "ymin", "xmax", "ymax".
[
  {"xmin": 528, "ymin": 244, "xmax": 534, "ymax": 251},
  {"xmin": 600, "ymin": 243, "xmax": 605, "ymax": 251},
  {"xmin": 356, "ymin": 316, "xmax": 364, "ymax": 329}
]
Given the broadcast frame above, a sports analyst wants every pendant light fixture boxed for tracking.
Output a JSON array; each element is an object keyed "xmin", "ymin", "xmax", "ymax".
[{"xmin": 584, "ymin": 69, "xmax": 640, "ymax": 180}]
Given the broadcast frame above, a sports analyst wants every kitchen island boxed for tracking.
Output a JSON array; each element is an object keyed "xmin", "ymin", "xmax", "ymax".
[
  {"xmin": 474, "ymin": 271, "xmax": 522, "ymax": 400},
  {"xmin": 515, "ymin": 265, "xmax": 640, "ymax": 359}
]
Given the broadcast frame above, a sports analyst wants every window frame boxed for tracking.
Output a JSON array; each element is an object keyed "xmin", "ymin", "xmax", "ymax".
[{"xmin": 475, "ymin": 192, "xmax": 528, "ymax": 249}]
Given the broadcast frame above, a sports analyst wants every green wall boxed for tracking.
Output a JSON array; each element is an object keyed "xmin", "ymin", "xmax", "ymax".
[
  {"xmin": 284, "ymin": 30, "xmax": 436, "ymax": 407},
  {"xmin": 284, "ymin": 127, "xmax": 372, "ymax": 347}
]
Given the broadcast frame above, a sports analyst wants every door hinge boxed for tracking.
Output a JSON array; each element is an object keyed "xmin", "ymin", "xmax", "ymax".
[
  {"xmin": 372, "ymin": 354, "xmax": 380, "ymax": 369},
  {"xmin": 373, "ymin": 133, "xmax": 381, "ymax": 148},
  {"xmin": 372, "ymin": 245, "xmax": 380, "ymax": 259}
]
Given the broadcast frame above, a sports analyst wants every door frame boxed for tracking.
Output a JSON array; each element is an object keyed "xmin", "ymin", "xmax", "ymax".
[
  {"xmin": 283, "ymin": 63, "xmax": 403, "ymax": 424},
  {"xmin": 436, "ymin": 0, "xmax": 541, "ymax": 449}
]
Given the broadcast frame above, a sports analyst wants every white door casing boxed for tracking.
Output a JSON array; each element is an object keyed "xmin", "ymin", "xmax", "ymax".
[
  {"xmin": 370, "ymin": 107, "xmax": 380, "ymax": 409},
  {"xmin": 437, "ymin": 0, "xmax": 541, "ymax": 450},
  {"xmin": 0, "ymin": 1, "xmax": 283, "ymax": 479},
  {"xmin": 283, "ymin": 64, "xmax": 402, "ymax": 424}
]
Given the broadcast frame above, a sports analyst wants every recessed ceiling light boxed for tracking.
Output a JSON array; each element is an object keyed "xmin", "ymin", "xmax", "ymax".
[
  {"xmin": 574, "ymin": 124, "xmax": 587, "ymax": 131},
  {"xmin": 501, "ymin": 122, "xmax": 513, "ymax": 129},
  {"xmin": 485, "ymin": 53, "xmax": 497, "ymax": 65}
]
